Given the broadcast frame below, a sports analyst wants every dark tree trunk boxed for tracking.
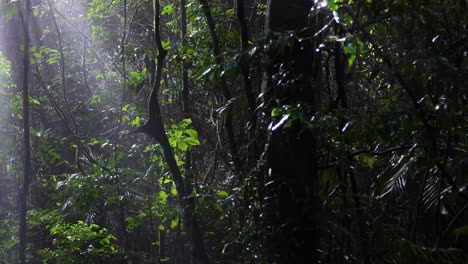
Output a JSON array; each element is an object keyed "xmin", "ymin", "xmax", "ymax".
[
  {"xmin": 0, "ymin": 4, "xmax": 23, "ymax": 86},
  {"xmin": 262, "ymin": 1, "xmax": 323, "ymax": 263},
  {"xmin": 133, "ymin": 1, "xmax": 211, "ymax": 264},
  {"xmin": 18, "ymin": 0, "xmax": 32, "ymax": 263},
  {"xmin": 198, "ymin": 0, "xmax": 241, "ymax": 172}
]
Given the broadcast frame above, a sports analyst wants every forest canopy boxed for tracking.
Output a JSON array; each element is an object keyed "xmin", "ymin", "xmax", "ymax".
[{"xmin": 0, "ymin": 0, "xmax": 467, "ymax": 263}]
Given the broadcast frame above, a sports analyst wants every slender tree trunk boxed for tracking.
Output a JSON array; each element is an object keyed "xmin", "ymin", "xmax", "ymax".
[
  {"xmin": 262, "ymin": 1, "xmax": 323, "ymax": 263},
  {"xmin": 334, "ymin": 39, "xmax": 370, "ymax": 263},
  {"xmin": 181, "ymin": 0, "xmax": 189, "ymax": 118},
  {"xmin": 18, "ymin": 0, "xmax": 32, "ymax": 263},
  {"xmin": 134, "ymin": 1, "xmax": 211, "ymax": 263},
  {"xmin": 198, "ymin": 0, "xmax": 241, "ymax": 171},
  {"xmin": 236, "ymin": 0, "xmax": 255, "ymax": 114}
]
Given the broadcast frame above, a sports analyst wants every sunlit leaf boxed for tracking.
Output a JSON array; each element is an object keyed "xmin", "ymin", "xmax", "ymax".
[
  {"xmin": 161, "ymin": 4, "xmax": 174, "ymax": 15},
  {"xmin": 183, "ymin": 137, "xmax": 200, "ymax": 146},
  {"xmin": 343, "ymin": 44, "xmax": 356, "ymax": 67},
  {"xmin": 217, "ymin": 190, "xmax": 228, "ymax": 198},
  {"xmin": 171, "ymin": 186, "xmax": 177, "ymax": 195},
  {"xmin": 171, "ymin": 219, "xmax": 179, "ymax": 229},
  {"xmin": 177, "ymin": 141, "xmax": 188, "ymax": 151},
  {"xmin": 185, "ymin": 129, "xmax": 198, "ymax": 138},
  {"xmin": 159, "ymin": 191, "xmax": 168, "ymax": 204}
]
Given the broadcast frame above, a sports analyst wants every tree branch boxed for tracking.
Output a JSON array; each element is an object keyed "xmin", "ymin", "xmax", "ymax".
[{"xmin": 133, "ymin": 1, "xmax": 210, "ymax": 263}]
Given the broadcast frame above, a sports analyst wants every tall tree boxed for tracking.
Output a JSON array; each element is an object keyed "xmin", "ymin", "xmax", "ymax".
[
  {"xmin": 0, "ymin": 1, "xmax": 466, "ymax": 263},
  {"xmin": 262, "ymin": 0, "xmax": 323, "ymax": 263},
  {"xmin": 18, "ymin": 0, "xmax": 32, "ymax": 263},
  {"xmin": 134, "ymin": 0, "xmax": 210, "ymax": 263}
]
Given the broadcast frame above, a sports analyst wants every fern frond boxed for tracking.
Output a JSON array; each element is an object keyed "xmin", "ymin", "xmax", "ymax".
[{"xmin": 392, "ymin": 239, "xmax": 466, "ymax": 264}]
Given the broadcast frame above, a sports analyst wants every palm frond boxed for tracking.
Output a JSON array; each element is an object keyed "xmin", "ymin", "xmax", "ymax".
[{"xmin": 391, "ymin": 239, "xmax": 467, "ymax": 264}]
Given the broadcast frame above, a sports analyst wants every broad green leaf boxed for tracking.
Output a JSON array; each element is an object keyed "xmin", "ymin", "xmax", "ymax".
[
  {"xmin": 161, "ymin": 40, "xmax": 171, "ymax": 50},
  {"xmin": 159, "ymin": 191, "xmax": 168, "ymax": 204},
  {"xmin": 130, "ymin": 71, "xmax": 142, "ymax": 81},
  {"xmin": 46, "ymin": 58, "xmax": 59, "ymax": 65},
  {"xmin": 170, "ymin": 218, "xmax": 179, "ymax": 229},
  {"xmin": 217, "ymin": 190, "xmax": 228, "ymax": 198},
  {"xmin": 177, "ymin": 141, "xmax": 188, "ymax": 151},
  {"xmin": 327, "ymin": 0, "xmax": 340, "ymax": 11},
  {"xmin": 271, "ymin": 107, "xmax": 282, "ymax": 117},
  {"xmin": 161, "ymin": 4, "xmax": 174, "ymax": 15},
  {"xmin": 131, "ymin": 116, "xmax": 141, "ymax": 127},
  {"xmin": 185, "ymin": 129, "xmax": 198, "ymax": 138},
  {"xmin": 171, "ymin": 186, "xmax": 177, "ymax": 195},
  {"xmin": 183, "ymin": 137, "xmax": 200, "ymax": 146},
  {"xmin": 343, "ymin": 44, "xmax": 356, "ymax": 67}
]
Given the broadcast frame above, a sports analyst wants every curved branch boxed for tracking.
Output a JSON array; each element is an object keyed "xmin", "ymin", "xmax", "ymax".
[
  {"xmin": 46, "ymin": 0, "xmax": 78, "ymax": 134},
  {"xmin": 198, "ymin": 0, "xmax": 240, "ymax": 171},
  {"xmin": 134, "ymin": 1, "xmax": 210, "ymax": 263}
]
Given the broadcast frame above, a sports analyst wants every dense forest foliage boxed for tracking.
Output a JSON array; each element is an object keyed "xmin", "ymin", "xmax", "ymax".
[{"xmin": 0, "ymin": 0, "xmax": 467, "ymax": 263}]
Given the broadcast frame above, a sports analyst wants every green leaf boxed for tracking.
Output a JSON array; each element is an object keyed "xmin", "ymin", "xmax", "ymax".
[
  {"xmin": 170, "ymin": 219, "xmax": 179, "ymax": 229},
  {"xmin": 354, "ymin": 153, "xmax": 375, "ymax": 168},
  {"xmin": 177, "ymin": 141, "xmax": 188, "ymax": 151},
  {"xmin": 185, "ymin": 129, "xmax": 198, "ymax": 138},
  {"xmin": 343, "ymin": 44, "xmax": 356, "ymax": 67},
  {"xmin": 454, "ymin": 225, "xmax": 468, "ymax": 241},
  {"xmin": 130, "ymin": 71, "xmax": 142, "ymax": 81},
  {"xmin": 161, "ymin": 4, "xmax": 174, "ymax": 15},
  {"xmin": 271, "ymin": 107, "xmax": 283, "ymax": 117},
  {"xmin": 131, "ymin": 116, "xmax": 141, "ymax": 127},
  {"xmin": 29, "ymin": 97, "xmax": 40, "ymax": 105},
  {"xmin": 217, "ymin": 190, "xmax": 228, "ymax": 198},
  {"xmin": 327, "ymin": 0, "xmax": 341, "ymax": 11},
  {"xmin": 183, "ymin": 137, "xmax": 200, "ymax": 146},
  {"xmin": 171, "ymin": 186, "xmax": 177, "ymax": 195},
  {"xmin": 32, "ymin": 52, "xmax": 42, "ymax": 59},
  {"xmin": 46, "ymin": 58, "xmax": 59, "ymax": 65},
  {"xmin": 159, "ymin": 191, "xmax": 168, "ymax": 204},
  {"xmin": 90, "ymin": 95, "xmax": 101, "ymax": 104},
  {"xmin": 161, "ymin": 40, "xmax": 171, "ymax": 50}
]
